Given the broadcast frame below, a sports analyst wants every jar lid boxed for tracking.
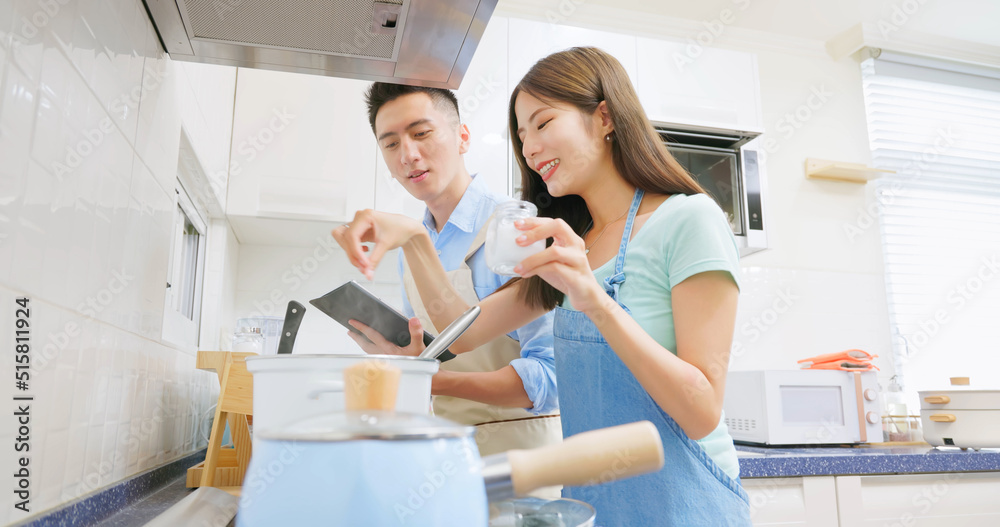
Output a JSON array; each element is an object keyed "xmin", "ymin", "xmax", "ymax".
[{"xmin": 256, "ymin": 410, "xmax": 475, "ymax": 442}]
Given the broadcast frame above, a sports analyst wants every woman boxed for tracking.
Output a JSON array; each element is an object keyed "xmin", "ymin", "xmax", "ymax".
[{"xmin": 335, "ymin": 47, "xmax": 751, "ymax": 525}]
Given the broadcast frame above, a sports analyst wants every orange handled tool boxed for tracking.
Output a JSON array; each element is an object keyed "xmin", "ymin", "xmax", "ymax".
[{"xmin": 798, "ymin": 349, "xmax": 878, "ymax": 368}]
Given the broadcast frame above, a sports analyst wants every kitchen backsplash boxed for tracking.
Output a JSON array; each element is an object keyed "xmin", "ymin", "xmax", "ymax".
[{"xmin": 0, "ymin": 0, "xmax": 236, "ymax": 521}]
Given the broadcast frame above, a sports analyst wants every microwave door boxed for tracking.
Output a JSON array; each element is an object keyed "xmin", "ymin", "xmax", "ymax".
[
  {"xmin": 665, "ymin": 146, "xmax": 742, "ymax": 235},
  {"xmin": 766, "ymin": 373, "xmax": 860, "ymax": 445}
]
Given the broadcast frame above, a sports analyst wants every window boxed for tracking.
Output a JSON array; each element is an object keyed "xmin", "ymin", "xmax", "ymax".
[
  {"xmin": 861, "ymin": 50, "xmax": 1000, "ymax": 392},
  {"xmin": 163, "ymin": 183, "xmax": 207, "ymax": 349}
]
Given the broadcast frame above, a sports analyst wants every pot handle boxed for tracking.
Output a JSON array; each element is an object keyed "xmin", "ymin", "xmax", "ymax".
[
  {"xmin": 503, "ymin": 421, "xmax": 664, "ymax": 497},
  {"xmin": 307, "ymin": 380, "xmax": 345, "ymax": 399}
]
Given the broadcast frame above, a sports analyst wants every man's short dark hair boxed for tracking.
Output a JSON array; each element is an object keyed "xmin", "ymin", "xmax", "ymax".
[{"xmin": 364, "ymin": 83, "xmax": 461, "ymax": 135}]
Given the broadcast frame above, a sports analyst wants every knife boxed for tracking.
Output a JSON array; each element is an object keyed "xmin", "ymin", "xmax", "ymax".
[{"xmin": 276, "ymin": 300, "xmax": 306, "ymax": 355}]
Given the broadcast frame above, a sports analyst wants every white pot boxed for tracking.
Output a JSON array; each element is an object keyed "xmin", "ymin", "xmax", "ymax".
[
  {"xmin": 918, "ymin": 385, "xmax": 1000, "ymax": 450},
  {"xmin": 244, "ymin": 354, "xmax": 439, "ymax": 434}
]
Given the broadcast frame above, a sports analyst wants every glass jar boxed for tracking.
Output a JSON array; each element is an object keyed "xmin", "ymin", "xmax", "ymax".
[
  {"xmin": 485, "ymin": 201, "xmax": 547, "ymax": 276},
  {"xmin": 233, "ymin": 327, "xmax": 263, "ymax": 354}
]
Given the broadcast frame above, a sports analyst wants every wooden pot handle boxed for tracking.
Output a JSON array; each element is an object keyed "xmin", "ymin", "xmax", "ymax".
[
  {"xmin": 929, "ymin": 414, "xmax": 956, "ymax": 423},
  {"xmin": 343, "ymin": 360, "xmax": 401, "ymax": 411},
  {"xmin": 506, "ymin": 421, "xmax": 665, "ymax": 496},
  {"xmin": 923, "ymin": 395, "xmax": 951, "ymax": 404}
]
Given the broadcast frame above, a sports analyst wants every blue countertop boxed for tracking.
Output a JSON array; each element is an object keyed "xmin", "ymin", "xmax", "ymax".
[{"xmin": 736, "ymin": 444, "xmax": 1000, "ymax": 478}]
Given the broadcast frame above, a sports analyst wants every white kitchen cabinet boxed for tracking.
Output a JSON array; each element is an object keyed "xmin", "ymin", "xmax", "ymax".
[
  {"xmin": 743, "ymin": 477, "xmax": 839, "ymax": 527},
  {"xmin": 744, "ymin": 472, "xmax": 1000, "ymax": 526},
  {"xmin": 835, "ymin": 472, "xmax": 1000, "ymax": 526},
  {"xmin": 507, "ymin": 18, "xmax": 638, "ymax": 89},
  {"xmin": 635, "ymin": 36, "xmax": 762, "ymax": 132},
  {"xmin": 226, "ymin": 68, "xmax": 376, "ymax": 223}
]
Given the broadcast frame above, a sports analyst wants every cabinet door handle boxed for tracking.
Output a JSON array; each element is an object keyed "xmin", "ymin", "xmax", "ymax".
[
  {"xmin": 923, "ymin": 395, "xmax": 951, "ymax": 404},
  {"xmin": 929, "ymin": 414, "xmax": 956, "ymax": 423}
]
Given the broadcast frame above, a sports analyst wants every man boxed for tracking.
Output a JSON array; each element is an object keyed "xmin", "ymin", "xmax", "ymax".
[{"xmin": 335, "ymin": 83, "xmax": 561, "ymax": 457}]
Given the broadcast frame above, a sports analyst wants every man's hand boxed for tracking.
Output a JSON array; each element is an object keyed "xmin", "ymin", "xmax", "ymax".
[
  {"xmin": 332, "ymin": 209, "xmax": 424, "ymax": 280},
  {"xmin": 347, "ymin": 317, "xmax": 426, "ymax": 357}
]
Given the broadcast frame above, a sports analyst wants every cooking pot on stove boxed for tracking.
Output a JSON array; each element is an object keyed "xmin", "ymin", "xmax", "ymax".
[
  {"xmin": 245, "ymin": 354, "xmax": 439, "ymax": 434},
  {"xmin": 919, "ymin": 376, "xmax": 1000, "ymax": 450},
  {"xmin": 236, "ymin": 361, "xmax": 664, "ymax": 526}
]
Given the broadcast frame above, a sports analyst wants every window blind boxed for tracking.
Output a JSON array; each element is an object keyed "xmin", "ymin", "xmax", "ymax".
[{"xmin": 862, "ymin": 51, "xmax": 1000, "ymax": 391}]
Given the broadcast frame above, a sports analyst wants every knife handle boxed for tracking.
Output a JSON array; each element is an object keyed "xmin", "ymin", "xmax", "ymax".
[{"xmin": 276, "ymin": 301, "xmax": 306, "ymax": 355}]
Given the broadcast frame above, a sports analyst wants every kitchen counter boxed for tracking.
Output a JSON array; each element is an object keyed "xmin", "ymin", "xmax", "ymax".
[{"xmin": 736, "ymin": 444, "xmax": 1000, "ymax": 478}]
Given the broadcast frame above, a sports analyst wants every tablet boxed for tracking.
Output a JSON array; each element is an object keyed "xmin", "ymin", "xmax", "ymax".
[{"xmin": 309, "ymin": 280, "xmax": 455, "ymax": 362}]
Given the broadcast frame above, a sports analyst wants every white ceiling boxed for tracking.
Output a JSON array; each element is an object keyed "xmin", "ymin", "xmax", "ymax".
[{"xmin": 573, "ymin": 0, "xmax": 1000, "ymax": 51}]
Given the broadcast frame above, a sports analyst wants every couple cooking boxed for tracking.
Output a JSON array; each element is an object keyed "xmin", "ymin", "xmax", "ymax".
[{"xmin": 332, "ymin": 47, "xmax": 752, "ymax": 525}]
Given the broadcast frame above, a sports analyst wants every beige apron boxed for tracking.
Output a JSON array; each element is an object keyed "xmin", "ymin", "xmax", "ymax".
[{"xmin": 402, "ymin": 222, "xmax": 563, "ymax": 460}]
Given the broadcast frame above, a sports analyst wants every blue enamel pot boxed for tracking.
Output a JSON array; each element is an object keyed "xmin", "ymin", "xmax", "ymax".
[{"xmin": 236, "ymin": 410, "xmax": 487, "ymax": 526}]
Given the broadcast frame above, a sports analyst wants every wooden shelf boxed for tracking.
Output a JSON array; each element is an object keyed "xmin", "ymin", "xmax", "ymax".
[{"xmin": 805, "ymin": 158, "xmax": 895, "ymax": 183}]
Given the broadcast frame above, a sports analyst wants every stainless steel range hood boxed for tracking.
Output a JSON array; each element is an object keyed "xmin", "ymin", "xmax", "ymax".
[{"xmin": 142, "ymin": 0, "xmax": 498, "ymax": 88}]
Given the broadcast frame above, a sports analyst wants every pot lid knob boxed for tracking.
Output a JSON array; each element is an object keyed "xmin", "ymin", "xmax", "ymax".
[
  {"xmin": 344, "ymin": 360, "xmax": 401, "ymax": 411},
  {"xmin": 950, "ymin": 377, "xmax": 970, "ymax": 386}
]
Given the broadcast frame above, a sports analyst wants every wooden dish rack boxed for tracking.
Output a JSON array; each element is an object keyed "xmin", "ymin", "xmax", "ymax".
[{"xmin": 186, "ymin": 350, "xmax": 256, "ymax": 497}]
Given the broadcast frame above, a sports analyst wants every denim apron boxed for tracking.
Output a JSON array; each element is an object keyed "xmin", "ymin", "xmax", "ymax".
[{"xmin": 553, "ymin": 189, "xmax": 752, "ymax": 526}]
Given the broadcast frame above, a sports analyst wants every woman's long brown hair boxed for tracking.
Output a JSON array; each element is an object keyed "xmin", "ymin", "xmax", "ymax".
[{"xmin": 502, "ymin": 46, "xmax": 706, "ymax": 310}]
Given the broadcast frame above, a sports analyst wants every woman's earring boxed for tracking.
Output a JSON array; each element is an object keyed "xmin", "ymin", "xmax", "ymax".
[{"xmin": 605, "ymin": 133, "xmax": 612, "ymax": 142}]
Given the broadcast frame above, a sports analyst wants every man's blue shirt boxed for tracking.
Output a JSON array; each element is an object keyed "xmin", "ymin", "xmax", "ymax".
[{"xmin": 398, "ymin": 175, "xmax": 558, "ymax": 414}]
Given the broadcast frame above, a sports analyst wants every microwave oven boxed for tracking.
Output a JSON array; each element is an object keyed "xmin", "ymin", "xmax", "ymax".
[
  {"xmin": 723, "ymin": 370, "xmax": 882, "ymax": 445},
  {"xmin": 656, "ymin": 124, "xmax": 767, "ymax": 257}
]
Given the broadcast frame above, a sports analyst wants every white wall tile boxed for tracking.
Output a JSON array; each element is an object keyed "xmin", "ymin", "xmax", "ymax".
[
  {"xmin": 0, "ymin": 1, "xmax": 13, "ymax": 50},
  {"xmin": 8, "ymin": 1, "xmax": 46, "ymax": 83},
  {"xmin": 12, "ymin": 161, "xmax": 52, "ymax": 297},
  {"xmin": 0, "ymin": 1, "xmax": 242, "ymax": 516},
  {"xmin": 38, "ymin": 428, "xmax": 68, "ymax": 512}
]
